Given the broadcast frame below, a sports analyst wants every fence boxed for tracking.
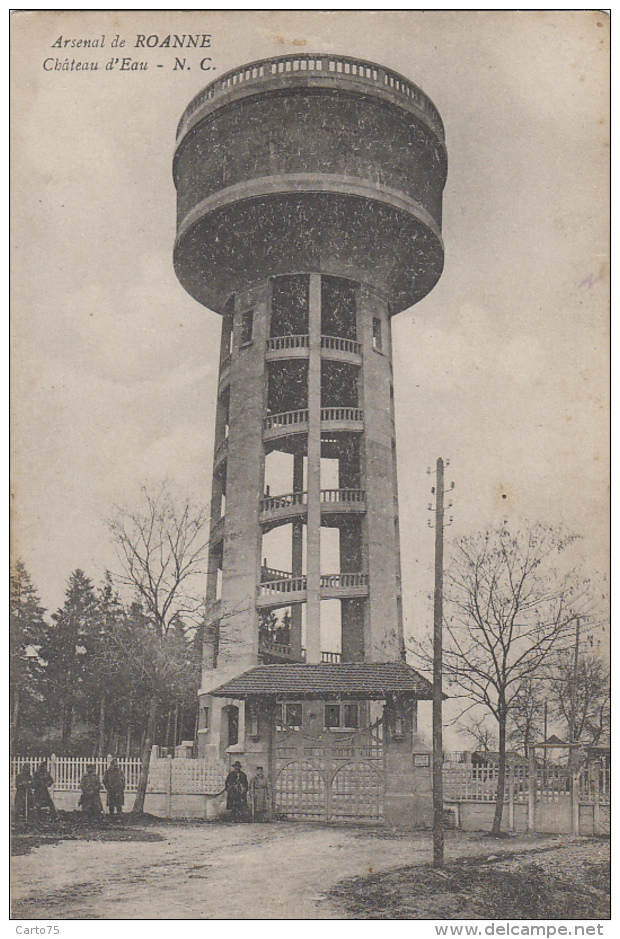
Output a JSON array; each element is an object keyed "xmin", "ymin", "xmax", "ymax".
[
  {"xmin": 11, "ymin": 755, "xmax": 228, "ymax": 819},
  {"xmin": 443, "ymin": 763, "xmax": 610, "ymax": 836}
]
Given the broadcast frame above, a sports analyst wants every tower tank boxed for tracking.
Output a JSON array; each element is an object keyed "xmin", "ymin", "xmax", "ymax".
[{"xmin": 173, "ymin": 54, "xmax": 447, "ymax": 757}]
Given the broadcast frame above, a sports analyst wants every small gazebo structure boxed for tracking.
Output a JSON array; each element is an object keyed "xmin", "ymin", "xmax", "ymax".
[{"xmin": 211, "ymin": 661, "xmax": 434, "ymax": 827}]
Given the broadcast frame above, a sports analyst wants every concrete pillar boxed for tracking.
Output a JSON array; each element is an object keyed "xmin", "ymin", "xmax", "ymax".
[
  {"xmin": 383, "ymin": 697, "xmax": 432, "ymax": 829},
  {"xmin": 360, "ymin": 286, "xmax": 402, "ymax": 661},
  {"xmin": 290, "ymin": 453, "xmax": 304, "ymax": 660},
  {"xmin": 218, "ymin": 282, "xmax": 269, "ymax": 672},
  {"xmin": 305, "ymin": 274, "xmax": 322, "ymax": 663}
]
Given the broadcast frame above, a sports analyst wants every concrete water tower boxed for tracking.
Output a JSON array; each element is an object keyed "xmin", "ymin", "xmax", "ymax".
[{"xmin": 173, "ymin": 54, "xmax": 446, "ymax": 758}]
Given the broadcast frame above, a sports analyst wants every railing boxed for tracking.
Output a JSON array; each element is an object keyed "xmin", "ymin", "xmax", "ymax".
[
  {"xmin": 258, "ymin": 576, "xmax": 307, "ymax": 596},
  {"xmin": 321, "ymin": 651, "xmax": 342, "ymax": 664},
  {"xmin": 321, "ymin": 407, "xmax": 364, "ymax": 424},
  {"xmin": 176, "ymin": 54, "xmax": 445, "ymax": 142},
  {"xmin": 261, "ymin": 565, "xmax": 293, "ymax": 582},
  {"xmin": 220, "ymin": 353, "xmax": 232, "ymax": 373},
  {"xmin": 321, "ymin": 335, "xmax": 361, "ymax": 356},
  {"xmin": 213, "ymin": 437, "xmax": 228, "ymax": 464},
  {"xmin": 320, "ymin": 489, "xmax": 365, "ymax": 505},
  {"xmin": 11, "ymin": 756, "xmax": 143, "ymax": 793},
  {"xmin": 211, "ymin": 516, "xmax": 225, "ymax": 542},
  {"xmin": 264, "ymin": 409, "xmax": 309, "ymax": 432},
  {"xmin": 261, "ymin": 491, "xmax": 308, "ymax": 513},
  {"xmin": 266, "ymin": 335, "xmax": 309, "ymax": 352},
  {"xmin": 443, "ymin": 763, "xmax": 611, "ymax": 806},
  {"xmin": 320, "ymin": 573, "xmax": 368, "ymax": 589}
]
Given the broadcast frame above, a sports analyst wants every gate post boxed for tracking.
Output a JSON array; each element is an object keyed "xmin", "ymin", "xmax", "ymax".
[
  {"xmin": 383, "ymin": 697, "xmax": 430, "ymax": 829},
  {"xmin": 508, "ymin": 764, "xmax": 515, "ymax": 831},
  {"xmin": 593, "ymin": 763, "xmax": 601, "ymax": 836},
  {"xmin": 527, "ymin": 747, "xmax": 536, "ymax": 832},
  {"xmin": 571, "ymin": 769, "xmax": 580, "ymax": 835},
  {"xmin": 166, "ymin": 755, "xmax": 173, "ymax": 819}
]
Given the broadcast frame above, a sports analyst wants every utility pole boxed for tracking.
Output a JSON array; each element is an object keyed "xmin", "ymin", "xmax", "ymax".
[
  {"xmin": 431, "ymin": 457, "xmax": 446, "ymax": 869},
  {"xmin": 569, "ymin": 618, "xmax": 581, "ymax": 769}
]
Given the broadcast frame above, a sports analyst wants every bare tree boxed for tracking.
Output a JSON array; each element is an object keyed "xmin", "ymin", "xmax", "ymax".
[
  {"xmin": 506, "ymin": 675, "xmax": 547, "ymax": 758},
  {"xmin": 549, "ymin": 650, "xmax": 610, "ymax": 757},
  {"xmin": 108, "ymin": 483, "xmax": 210, "ymax": 812},
  {"xmin": 427, "ymin": 523, "xmax": 592, "ymax": 835}
]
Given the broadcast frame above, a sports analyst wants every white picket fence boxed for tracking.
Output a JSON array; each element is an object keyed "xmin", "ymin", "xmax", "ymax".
[{"xmin": 11, "ymin": 754, "xmax": 228, "ymax": 817}]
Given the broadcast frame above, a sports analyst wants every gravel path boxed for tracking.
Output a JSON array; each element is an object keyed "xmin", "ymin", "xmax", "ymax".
[{"xmin": 11, "ymin": 822, "xmax": 577, "ymax": 920}]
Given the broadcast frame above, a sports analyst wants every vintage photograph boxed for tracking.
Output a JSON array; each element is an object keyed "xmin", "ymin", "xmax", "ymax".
[{"xmin": 10, "ymin": 10, "xmax": 609, "ymax": 923}]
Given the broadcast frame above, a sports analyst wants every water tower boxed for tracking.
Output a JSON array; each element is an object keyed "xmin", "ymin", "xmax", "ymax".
[{"xmin": 173, "ymin": 54, "xmax": 446, "ymax": 759}]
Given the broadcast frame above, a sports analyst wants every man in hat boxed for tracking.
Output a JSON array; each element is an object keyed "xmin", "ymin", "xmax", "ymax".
[
  {"xmin": 14, "ymin": 763, "xmax": 35, "ymax": 820},
  {"xmin": 33, "ymin": 759, "xmax": 58, "ymax": 821},
  {"xmin": 102, "ymin": 759, "xmax": 126, "ymax": 818},
  {"xmin": 225, "ymin": 761, "xmax": 249, "ymax": 821}
]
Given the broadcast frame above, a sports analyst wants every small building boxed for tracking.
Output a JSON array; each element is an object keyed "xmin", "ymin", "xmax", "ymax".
[{"xmin": 211, "ymin": 661, "xmax": 434, "ymax": 828}]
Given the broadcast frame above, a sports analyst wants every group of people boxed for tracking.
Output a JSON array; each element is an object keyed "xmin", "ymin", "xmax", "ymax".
[
  {"xmin": 16, "ymin": 757, "xmax": 269, "ymax": 823},
  {"xmin": 225, "ymin": 762, "xmax": 270, "ymax": 821},
  {"xmin": 13, "ymin": 759, "xmax": 126, "ymax": 822},
  {"xmin": 78, "ymin": 760, "xmax": 126, "ymax": 817},
  {"xmin": 14, "ymin": 760, "xmax": 58, "ymax": 821}
]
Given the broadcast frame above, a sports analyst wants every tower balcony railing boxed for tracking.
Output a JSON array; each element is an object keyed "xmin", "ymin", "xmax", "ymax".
[
  {"xmin": 213, "ymin": 436, "xmax": 229, "ymax": 466},
  {"xmin": 258, "ymin": 575, "xmax": 307, "ymax": 597},
  {"xmin": 266, "ymin": 334, "xmax": 309, "ymax": 352},
  {"xmin": 321, "ymin": 650, "xmax": 342, "ymax": 664},
  {"xmin": 263, "ymin": 409, "xmax": 309, "ymax": 438},
  {"xmin": 210, "ymin": 516, "xmax": 225, "ymax": 544},
  {"xmin": 321, "ymin": 407, "xmax": 364, "ymax": 427},
  {"xmin": 261, "ymin": 491, "xmax": 308, "ymax": 514},
  {"xmin": 177, "ymin": 54, "xmax": 445, "ymax": 143},
  {"xmin": 320, "ymin": 573, "xmax": 369, "ymax": 589},
  {"xmin": 320, "ymin": 488, "xmax": 365, "ymax": 506},
  {"xmin": 320, "ymin": 335, "xmax": 361, "ymax": 357}
]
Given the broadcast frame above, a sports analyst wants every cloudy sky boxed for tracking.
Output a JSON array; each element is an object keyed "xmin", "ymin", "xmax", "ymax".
[{"xmin": 12, "ymin": 8, "xmax": 609, "ymax": 682}]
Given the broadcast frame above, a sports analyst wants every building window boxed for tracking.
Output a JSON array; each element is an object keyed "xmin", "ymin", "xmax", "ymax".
[
  {"xmin": 201, "ymin": 706, "xmax": 210, "ymax": 733},
  {"xmin": 343, "ymin": 703, "xmax": 359, "ymax": 729},
  {"xmin": 372, "ymin": 317, "xmax": 382, "ymax": 352},
  {"xmin": 227, "ymin": 706, "xmax": 239, "ymax": 746},
  {"xmin": 241, "ymin": 310, "xmax": 254, "ymax": 345},
  {"xmin": 325, "ymin": 702, "xmax": 359, "ymax": 730},
  {"xmin": 276, "ymin": 702, "xmax": 302, "ymax": 730}
]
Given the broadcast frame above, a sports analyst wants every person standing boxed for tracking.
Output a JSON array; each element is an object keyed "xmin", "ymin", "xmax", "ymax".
[
  {"xmin": 102, "ymin": 759, "xmax": 126, "ymax": 818},
  {"xmin": 33, "ymin": 759, "xmax": 58, "ymax": 821},
  {"xmin": 79, "ymin": 764, "xmax": 103, "ymax": 817},
  {"xmin": 225, "ymin": 761, "xmax": 249, "ymax": 821},
  {"xmin": 14, "ymin": 764, "xmax": 35, "ymax": 820},
  {"xmin": 250, "ymin": 766, "xmax": 271, "ymax": 821}
]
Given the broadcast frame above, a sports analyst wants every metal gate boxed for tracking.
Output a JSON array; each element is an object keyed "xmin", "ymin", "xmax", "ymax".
[{"xmin": 274, "ymin": 720, "xmax": 384, "ymax": 822}]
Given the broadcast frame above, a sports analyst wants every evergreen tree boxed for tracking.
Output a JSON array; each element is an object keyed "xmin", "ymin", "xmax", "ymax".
[
  {"xmin": 9, "ymin": 559, "xmax": 48, "ymax": 751},
  {"xmin": 41, "ymin": 570, "xmax": 101, "ymax": 752}
]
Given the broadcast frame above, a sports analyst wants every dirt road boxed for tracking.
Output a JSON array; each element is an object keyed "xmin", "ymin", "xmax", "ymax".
[{"xmin": 12, "ymin": 822, "xmax": 574, "ymax": 919}]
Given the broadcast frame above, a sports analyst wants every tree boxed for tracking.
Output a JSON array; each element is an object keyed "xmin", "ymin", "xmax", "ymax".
[
  {"xmin": 107, "ymin": 483, "xmax": 209, "ymax": 812},
  {"xmin": 41, "ymin": 570, "xmax": 101, "ymax": 752},
  {"xmin": 507, "ymin": 675, "xmax": 547, "ymax": 758},
  {"xmin": 435, "ymin": 524, "xmax": 589, "ymax": 835},
  {"xmin": 549, "ymin": 649, "xmax": 610, "ymax": 756},
  {"xmin": 10, "ymin": 560, "xmax": 48, "ymax": 751}
]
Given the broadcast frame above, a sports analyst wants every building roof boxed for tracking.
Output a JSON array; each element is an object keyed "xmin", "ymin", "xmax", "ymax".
[{"xmin": 210, "ymin": 662, "xmax": 433, "ymax": 700}]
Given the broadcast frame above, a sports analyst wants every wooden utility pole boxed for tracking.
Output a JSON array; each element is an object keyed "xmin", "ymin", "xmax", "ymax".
[{"xmin": 432, "ymin": 457, "xmax": 445, "ymax": 869}]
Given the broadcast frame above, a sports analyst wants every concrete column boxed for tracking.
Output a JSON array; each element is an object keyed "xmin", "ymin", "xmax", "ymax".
[
  {"xmin": 359, "ymin": 286, "xmax": 402, "ymax": 661},
  {"xmin": 383, "ymin": 697, "xmax": 431, "ymax": 829},
  {"xmin": 305, "ymin": 274, "xmax": 322, "ymax": 663},
  {"xmin": 290, "ymin": 453, "xmax": 304, "ymax": 660},
  {"xmin": 219, "ymin": 283, "xmax": 269, "ymax": 672}
]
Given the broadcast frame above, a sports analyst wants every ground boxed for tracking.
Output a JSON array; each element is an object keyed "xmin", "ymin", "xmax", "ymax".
[{"xmin": 11, "ymin": 815, "xmax": 610, "ymax": 920}]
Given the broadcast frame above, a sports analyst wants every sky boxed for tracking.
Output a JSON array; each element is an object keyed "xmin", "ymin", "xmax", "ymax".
[{"xmin": 11, "ymin": 11, "xmax": 609, "ymax": 740}]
